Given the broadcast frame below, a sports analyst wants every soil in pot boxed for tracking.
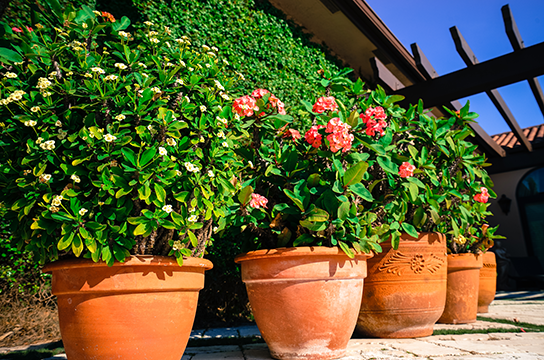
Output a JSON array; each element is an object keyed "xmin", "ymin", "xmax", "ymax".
[
  {"xmin": 478, "ymin": 251, "xmax": 497, "ymax": 313},
  {"xmin": 438, "ymin": 253, "xmax": 483, "ymax": 324},
  {"xmin": 235, "ymin": 246, "xmax": 372, "ymax": 360},
  {"xmin": 356, "ymin": 232, "xmax": 447, "ymax": 338},
  {"xmin": 44, "ymin": 255, "xmax": 212, "ymax": 360}
]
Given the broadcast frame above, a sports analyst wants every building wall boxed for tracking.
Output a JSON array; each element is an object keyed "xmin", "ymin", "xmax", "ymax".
[{"xmin": 488, "ymin": 167, "xmax": 536, "ymax": 258}]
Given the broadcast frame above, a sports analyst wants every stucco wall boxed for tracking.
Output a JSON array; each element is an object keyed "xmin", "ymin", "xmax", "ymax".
[{"xmin": 488, "ymin": 168, "xmax": 535, "ymax": 258}]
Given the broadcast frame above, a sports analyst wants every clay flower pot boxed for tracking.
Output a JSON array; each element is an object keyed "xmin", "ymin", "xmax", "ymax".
[
  {"xmin": 478, "ymin": 251, "xmax": 497, "ymax": 313},
  {"xmin": 438, "ymin": 253, "xmax": 483, "ymax": 324},
  {"xmin": 235, "ymin": 247, "xmax": 372, "ymax": 360},
  {"xmin": 356, "ymin": 232, "xmax": 447, "ymax": 338},
  {"xmin": 43, "ymin": 256, "xmax": 212, "ymax": 360}
]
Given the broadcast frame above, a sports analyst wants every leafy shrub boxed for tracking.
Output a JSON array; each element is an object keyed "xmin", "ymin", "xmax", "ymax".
[{"xmin": 0, "ymin": 3, "xmax": 241, "ymax": 266}]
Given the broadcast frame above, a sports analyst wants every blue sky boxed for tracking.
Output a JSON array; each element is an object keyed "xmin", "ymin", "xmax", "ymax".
[{"xmin": 365, "ymin": 0, "xmax": 544, "ymax": 136}]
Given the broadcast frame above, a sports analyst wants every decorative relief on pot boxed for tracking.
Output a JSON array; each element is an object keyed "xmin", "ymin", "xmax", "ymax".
[
  {"xmin": 378, "ymin": 251, "xmax": 445, "ymax": 275},
  {"xmin": 483, "ymin": 263, "xmax": 496, "ymax": 268}
]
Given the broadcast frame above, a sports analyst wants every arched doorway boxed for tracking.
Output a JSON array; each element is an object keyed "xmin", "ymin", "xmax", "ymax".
[{"xmin": 517, "ymin": 167, "xmax": 544, "ymax": 268}]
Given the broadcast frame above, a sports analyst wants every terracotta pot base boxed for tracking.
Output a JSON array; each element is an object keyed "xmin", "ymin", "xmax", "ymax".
[
  {"xmin": 236, "ymin": 247, "xmax": 372, "ymax": 360},
  {"xmin": 478, "ymin": 252, "xmax": 497, "ymax": 314},
  {"xmin": 44, "ymin": 256, "xmax": 212, "ymax": 360},
  {"xmin": 438, "ymin": 253, "xmax": 483, "ymax": 324},
  {"xmin": 357, "ymin": 233, "xmax": 447, "ymax": 338}
]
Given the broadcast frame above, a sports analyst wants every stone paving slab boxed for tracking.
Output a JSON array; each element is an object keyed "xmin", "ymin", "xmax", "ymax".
[
  {"xmin": 483, "ymin": 300, "xmax": 544, "ymax": 325},
  {"xmin": 433, "ymin": 319, "xmax": 519, "ymax": 331}
]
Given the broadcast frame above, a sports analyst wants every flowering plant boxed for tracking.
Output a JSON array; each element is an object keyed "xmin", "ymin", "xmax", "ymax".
[
  {"xmin": 221, "ymin": 72, "xmax": 502, "ymax": 256},
  {"xmin": 0, "ymin": 3, "xmax": 240, "ymax": 266}
]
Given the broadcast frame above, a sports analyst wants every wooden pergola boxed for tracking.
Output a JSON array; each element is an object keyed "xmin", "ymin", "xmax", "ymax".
[{"xmin": 367, "ymin": 4, "xmax": 544, "ymax": 174}]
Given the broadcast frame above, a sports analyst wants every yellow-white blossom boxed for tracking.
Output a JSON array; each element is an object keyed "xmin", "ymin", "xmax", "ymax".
[
  {"xmin": 57, "ymin": 130, "xmax": 67, "ymax": 140},
  {"xmin": 30, "ymin": 106, "xmax": 40, "ymax": 112},
  {"xmin": 48, "ymin": 71, "xmax": 57, "ymax": 80},
  {"xmin": 184, "ymin": 162, "xmax": 199, "ymax": 173},
  {"xmin": 81, "ymin": 22, "xmax": 88, "ymax": 29},
  {"xmin": 208, "ymin": 170, "xmax": 214, "ymax": 178},
  {"xmin": 144, "ymin": 21, "xmax": 154, "ymax": 26},
  {"xmin": 5, "ymin": 72, "xmax": 17, "ymax": 78},
  {"xmin": 202, "ymin": 44, "xmax": 210, "ymax": 51},
  {"xmin": 49, "ymin": 206, "xmax": 59, "ymax": 213},
  {"xmin": 79, "ymin": 208, "xmax": 88, "ymax": 216},
  {"xmin": 200, "ymin": 105, "xmax": 207, "ymax": 112},
  {"xmin": 179, "ymin": 60, "xmax": 186, "ymax": 67},
  {"xmin": 55, "ymin": 120, "xmax": 62, "ymax": 127},
  {"xmin": 36, "ymin": 77, "xmax": 52, "ymax": 89},
  {"xmin": 51, "ymin": 195, "xmax": 63, "ymax": 206},
  {"xmin": 162, "ymin": 204, "xmax": 173, "ymax": 213},
  {"xmin": 142, "ymin": 73, "xmax": 149, "ymax": 78},
  {"xmin": 166, "ymin": 138, "xmax": 176, "ymax": 146},
  {"xmin": 188, "ymin": 67, "xmax": 194, "ymax": 72},
  {"xmin": 36, "ymin": 137, "xmax": 43, "ymax": 144},
  {"xmin": 222, "ymin": 59, "xmax": 229, "ymax": 65},
  {"xmin": 166, "ymin": 62, "xmax": 175, "ymax": 67},
  {"xmin": 158, "ymin": 147, "xmax": 167, "ymax": 156},
  {"xmin": 91, "ymin": 67, "xmax": 105, "ymax": 74},
  {"xmin": 104, "ymin": 133, "xmax": 116, "ymax": 142},
  {"xmin": 24, "ymin": 120, "xmax": 37, "ymax": 127},
  {"xmin": 220, "ymin": 92, "xmax": 229, "ymax": 100},
  {"xmin": 71, "ymin": 174, "xmax": 81, "ymax": 183},
  {"xmin": 150, "ymin": 38, "xmax": 160, "ymax": 44},
  {"xmin": 151, "ymin": 87, "xmax": 161, "ymax": 94},
  {"xmin": 39, "ymin": 173, "xmax": 51, "ymax": 182},
  {"xmin": 42, "ymin": 91, "xmax": 52, "ymax": 98},
  {"xmin": 222, "ymin": 141, "xmax": 228, "ymax": 147},
  {"xmin": 205, "ymin": 63, "xmax": 211, "ymax": 68},
  {"xmin": 175, "ymin": 78, "xmax": 184, "ymax": 86},
  {"xmin": 66, "ymin": 71, "xmax": 73, "ymax": 76},
  {"xmin": 104, "ymin": 74, "xmax": 118, "ymax": 81},
  {"xmin": 189, "ymin": 207, "xmax": 196, "ymax": 213},
  {"xmin": 207, "ymin": 52, "xmax": 216, "ymax": 57},
  {"xmin": 248, "ymin": 161, "xmax": 254, "ymax": 168},
  {"xmin": 138, "ymin": 62, "xmax": 147, "ymax": 68},
  {"xmin": 214, "ymin": 80, "xmax": 224, "ymax": 90},
  {"xmin": 184, "ymin": 96, "xmax": 190, "ymax": 103},
  {"xmin": 172, "ymin": 240, "xmax": 182, "ymax": 251},
  {"xmin": 118, "ymin": 31, "xmax": 130, "ymax": 38},
  {"xmin": 188, "ymin": 214, "xmax": 198, "ymax": 222},
  {"xmin": 217, "ymin": 131, "xmax": 225, "ymax": 139},
  {"xmin": 115, "ymin": 63, "xmax": 127, "ymax": 70},
  {"xmin": 84, "ymin": 73, "xmax": 93, "ymax": 78},
  {"xmin": 115, "ymin": 114, "xmax": 126, "ymax": 120},
  {"xmin": 176, "ymin": 170, "xmax": 182, "ymax": 176},
  {"xmin": 98, "ymin": 201, "xmax": 105, "ymax": 206},
  {"xmin": 216, "ymin": 117, "xmax": 228, "ymax": 126}
]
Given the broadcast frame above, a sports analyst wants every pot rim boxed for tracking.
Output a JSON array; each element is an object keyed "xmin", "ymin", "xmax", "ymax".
[
  {"xmin": 43, "ymin": 255, "xmax": 213, "ymax": 273},
  {"xmin": 234, "ymin": 246, "xmax": 373, "ymax": 263}
]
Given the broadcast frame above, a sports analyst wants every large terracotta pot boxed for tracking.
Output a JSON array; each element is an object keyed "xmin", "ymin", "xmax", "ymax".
[
  {"xmin": 235, "ymin": 247, "xmax": 372, "ymax": 360},
  {"xmin": 43, "ymin": 255, "xmax": 212, "ymax": 360},
  {"xmin": 356, "ymin": 232, "xmax": 447, "ymax": 338},
  {"xmin": 438, "ymin": 253, "xmax": 483, "ymax": 324},
  {"xmin": 478, "ymin": 251, "xmax": 497, "ymax": 313}
]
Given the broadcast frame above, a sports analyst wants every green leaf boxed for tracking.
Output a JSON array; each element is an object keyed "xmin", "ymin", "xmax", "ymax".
[
  {"xmin": 401, "ymin": 222, "xmax": 418, "ymax": 239},
  {"xmin": 343, "ymin": 161, "xmax": 369, "ymax": 187},
  {"xmin": 187, "ymin": 230, "xmax": 198, "ymax": 247},
  {"xmin": 408, "ymin": 182, "xmax": 419, "ymax": 202},
  {"xmin": 305, "ymin": 207, "xmax": 329, "ymax": 222},
  {"xmin": 238, "ymin": 185, "xmax": 253, "ymax": 205},
  {"xmin": 140, "ymin": 147, "xmax": 156, "ymax": 167},
  {"xmin": 337, "ymin": 200, "xmax": 350, "ymax": 220},
  {"xmin": 293, "ymin": 233, "xmax": 314, "ymax": 246},
  {"xmin": 377, "ymin": 156, "xmax": 399, "ymax": 174},
  {"xmin": 349, "ymin": 183, "xmax": 374, "ymax": 202},
  {"xmin": 154, "ymin": 183, "xmax": 166, "ymax": 203},
  {"xmin": 299, "ymin": 219, "xmax": 327, "ymax": 231},
  {"xmin": 284, "ymin": 189, "xmax": 304, "ymax": 212},
  {"xmin": 338, "ymin": 241, "xmax": 355, "ymax": 258},
  {"xmin": 121, "ymin": 148, "xmax": 137, "ymax": 166},
  {"xmin": 57, "ymin": 232, "xmax": 75, "ymax": 251},
  {"xmin": 112, "ymin": 16, "xmax": 131, "ymax": 31},
  {"xmin": 0, "ymin": 47, "xmax": 23, "ymax": 63}
]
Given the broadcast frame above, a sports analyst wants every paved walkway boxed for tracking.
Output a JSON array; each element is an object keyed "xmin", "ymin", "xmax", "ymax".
[{"xmin": 1, "ymin": 291, "xmax": 542, "ymax": 360}]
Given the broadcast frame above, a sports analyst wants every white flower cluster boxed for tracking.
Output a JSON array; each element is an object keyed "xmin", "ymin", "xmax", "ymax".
[
  {"xmin": 39, "ymin": 173, "xmax": 51, "ymax": 182},
  {"xmin": 184, "ymin": 162, "xmax": 199, "ymax": 173},
  {"xmin": 115, "ymin": 114, "xmax": 125, "ymax": 120},
  {"xmin": 214, "ymin": 80, "xmax": 224, "ymax": 91},
  {"xmin": 39, "ymin": 140, "xmax": 55, "ymax": 150},
  {"xmin": 151, "ymin": 87, "xmax": 162, "ymax": 94},
  {"xmin": 51, "ymin": 195, "xmax": 63, "ymax": 206},
  {"xmin": 219, "ymin": 91, "xmax": 229, "ymax": 100},
  {"xmin": 138, "ymin": 62, "xmax": 147, "ymax": 68},
  {"xmin": 188, "ymin": 214, "xmax": 198, "ymax": 222},
  {"xmin": 69, "ymin": 40, "xmax": 85, "ymax": 51},
  {"xmin": 162, "ymin": 204, "xmax": 173, "ymax": 213},
  {"xmin": 0, "ymin": 90, "xmax": 26, "ymax": 105},
  {"xmin": 71, "ymin": 174, "xmax": 81, "ymax": 183},
  {"xmin": 104, "ymin": 74, "xmax": 118, "ymax": 81},
  {"xmin": 208, "ymin": 170, "xmax": 214, "ymax": 178},
  {"xmin": 36, "ymin": 77, "xmax": 52, "ymax": 89},
  {"xmin": 175, "ymin": 78, "xmax": 184, "ymax": 86},
  {"xmin": 57, "ymin": 129, "xmax": 67, "ymax": 140},
  {"xmin": 91, "ymin": 67, "xmax": 105, "ymax": 74},
  {"xmin": 115, "ymin": 63, "xmax": 127, "ymax": 70},
  {"xmin": 104, "ymin": 134, "xmax": 116, "ymax": 142},
  {"xmin": 118, "ymin": 31, "xmax": 131, "ymax": 39},
  {"xmin": 166, "ymin": 138, "xmax": 176, "ymax": 146},
  {"xmin": 5, "ymin": 72, "xmax": 17, "ymax": 78},
  {"xmin": 79, "ymin": 208, "xmax": 88, "ymax": 216},
  {"xmin": 158, "ymin": 147, "xmax": 167, "ymax": 156},
  {"xmin": 144, "ymin": 21, "xmax": 154, "ymax": 26},
  {"xmin": 31, "ymin": 106, "xmax": 40, "ymax": 112},
  {"xmin": 216, "ymin": 117, "xmax": 228, "ymax": 126},
  {"xmin": 24, "ymin": 120, "xmax": 37, "ymax": 127},
  {"xmin": 150, "ymin": 38, "xmax": 160, "ymax": 44}
]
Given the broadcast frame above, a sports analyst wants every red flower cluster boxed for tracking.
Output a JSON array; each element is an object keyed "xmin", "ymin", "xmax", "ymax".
[
  {"xmin": 233, "ymin": 89, "xmax": 286, "ymax": 117},
  {"xmin": 283, "ymin": 129, "xmax": 301, "ymax": 141},
  {"xmin": 249, "ymin": 193, "xmax": 268, "ymax": 209},
  {"xmin": 398, "ymin": 162, "xmax": 416, "ymax": 178},
  {"xmin": 312, "ymin": 96, "xmax": 338, "ymax": 114},
  {"xmin": 325, "ymin": 118, "xmax": 353, "ymax": 153},
  {"xmin": 101, "ymin": 11, "xmax": 116, "ymax": 22},
  {"xmin": 474, "ymin": 187, "xmax": 489, "ymax": 203},
  {"xmin": 304, "ymin": 125, "xmax": 326, "ymax": 148},
  {"xmin": 233, "ymin": 95, "xmax": 258, "ymax": 117},
  {"xmin": 360, "ymin": 106, "xmax": 387, "ymax": 137},
  {"xmin": 12, "ymin": 26, "xmax": 32, "ymax": 33}
]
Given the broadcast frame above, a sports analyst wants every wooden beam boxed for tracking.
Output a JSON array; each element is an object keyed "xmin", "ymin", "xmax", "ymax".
[
  {"xmin": 450, "ymin": 26, "xmax": 532, "ymax": 152},
  {"xmin": 394, "ymin": 41, "xmax": 544, "ymax": 113},
  {"xmin": 410, "ymin": 43, "xmax": 506, "ymax": 158},
  {"xmin": 370, "ymin": 57, "xmax": 404, "ymax": 91},
  {"xmin": 502, "ymin": 4, "xmax": 544, "ymax": 118}
]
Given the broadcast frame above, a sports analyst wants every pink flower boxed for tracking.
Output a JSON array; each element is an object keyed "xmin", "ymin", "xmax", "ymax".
[
  {"xmin": 283, "ymin": 129, "xmax": 301, "ymax": 141},
  {"xmin": 399, "ymin": 162, "xmax": 416, "ymax": 178},
  {"xmin": 251, "ymin": 89, "xmax": 270, "ymax": 98},
  {"xmin": 325, "ymin": 118, "xmax": 353, "ymax": 153},
  {"xmin": 26, "ymin": 26, "xmax": 33, "ymax": 32},
  {"xmin": 233, "ymin": 95, "xmax": 257, "ymax": 117},
  {"xmin": 360, "ymin": 106, "xmax": 388, "ymax": 137},
  {"xmin": 249, "ymin": 193, "xmax": 268, "ymax": 209},
  {"xmin": 312, "ymin": 96, "xmax": 338, "ymax": 113},
  {"xmin": 304, "ymin": 125, "xmax": 325, "ymax": 148},
  {"xmin": 474, "ymin": 187, "xmax": 489, "ymax": 203},
  {"xmin": 12, "ymin": 27, "xmax": 22, "ymax": 33}
]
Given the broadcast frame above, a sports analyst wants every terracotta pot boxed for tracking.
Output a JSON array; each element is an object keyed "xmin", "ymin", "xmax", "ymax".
[
  {"xmin": 478, "ymin": 251, "xmax": 497, "ymax": 313},
  {"xmin": 43, "ymin": 256, "xmax": 212, "ymax": 360},
  {"xmin": 437, "ymin": 253, "xmax": 483, "ymax": 324},
  {"xmin": 356, "ymin": 232, "xmax": 447, "ymax": 338},
  {"xmin": 235, "ymin": 247, "xmax": 372, "ymax": 360}
]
